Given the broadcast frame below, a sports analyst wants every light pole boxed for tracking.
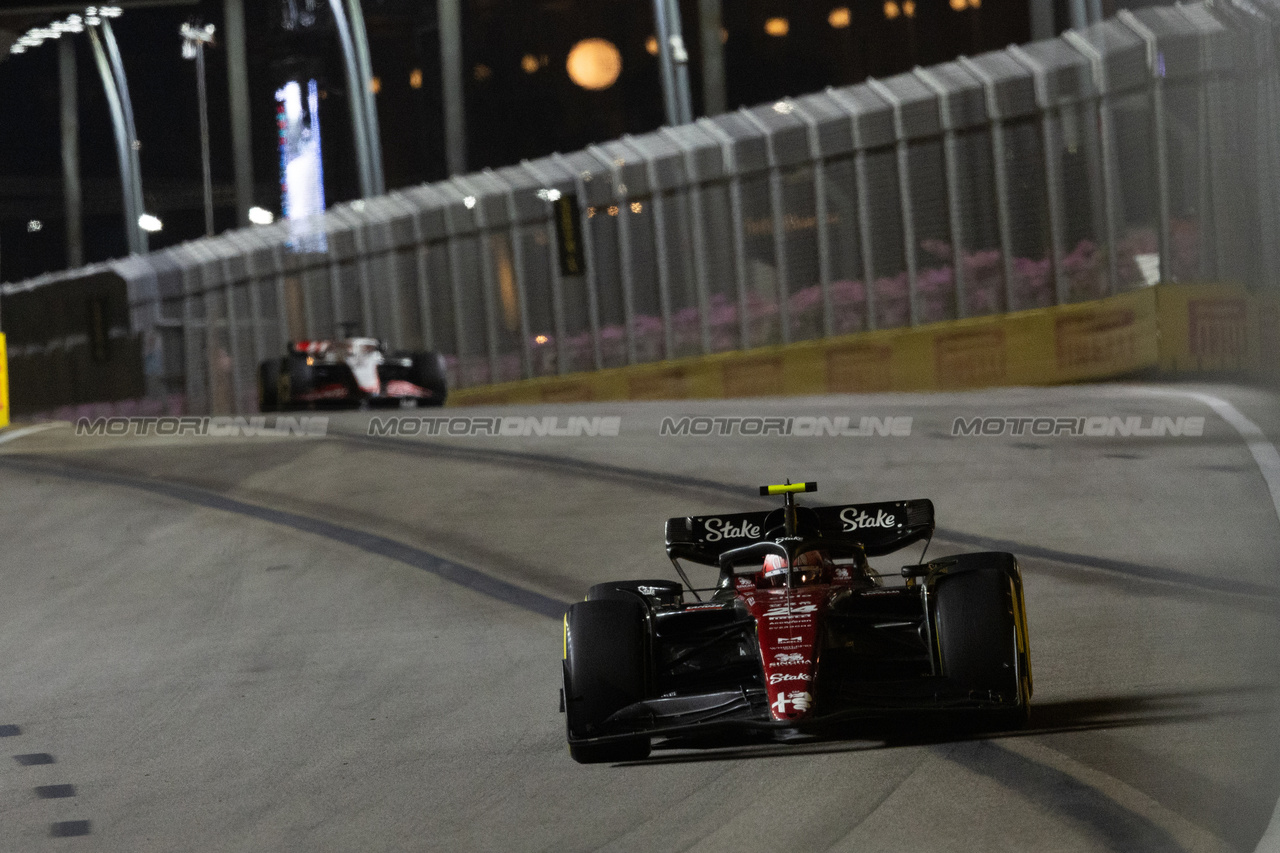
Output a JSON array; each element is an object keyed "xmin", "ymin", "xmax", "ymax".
[
  {"xmin": 652, "ymin": 0, "xmax": 693, "ymax": 126},
  {"xmin": 181, "ymin": 21, "xmax": 216, "ymax": 238}
]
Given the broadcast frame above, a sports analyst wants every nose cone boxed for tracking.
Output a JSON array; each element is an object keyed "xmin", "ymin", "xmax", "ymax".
[
  {"xmin": 751, "ymin": 588, "xmax": 825, "ymax": 722},
  {"xmin": 770, "ymin": 687, "xmax": 814, "ymax": 720}
]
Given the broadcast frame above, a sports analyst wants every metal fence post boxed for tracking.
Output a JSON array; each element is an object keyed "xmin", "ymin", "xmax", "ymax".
[
  {"xmin": 787, "ymin": 100, "xmax": 836, "ymax": 338},
  {"xmin": 866, "ymin": 79, "xmax": 919, "ymax": 326},
  {"xmin": 351, "ymin": 217, "xmax": 377, "ymax": 337},
  {"xmin": 913, "ymin": 68, "xmax": 969, "ymax": 318},
  {"xmin": 194, "ymin": 254, "xmax": 220, "ymax": 415},
  {"xmin": 270, "ymin": 245, "xmax": 291, "ymax": 347},
  {"xmin": 179, "ymin": 259, "xmax": 206, "ymax": 415},
  {"xmin": 379, "ymin": 202, "xmax": 409, "ymax": 347},
  {"xmin": 697, "ymin": 118, "xmax": 752, "ymax": 350},
  {"xmin": 1009, "ymin": 47, "xmax": 1067, "ymax": 305},
  {"xmin": 589, "ymin": 145, "xmax": 639, "ymax": 365},
  {"xmin": 1064, "ymin": 31, "xmax": 1123, "ymax": 295},
  {"xmin": 625, "ymin": 136, "xmax": 676, "ymax": 360},
  {"xmin": 443, "ymin": 230, "xmax": 470, "ymax": 385},
  {"xmin": 520, "ymin": 159, "xmax": 571, "ymax": 374},
  {"xmin": 220, "ymin": 259, "xmax": 244, "ymax": 415},
  {"xmin": 739, "ymin": 107, "xmax": 792, "ymax": 345},
  {"xmin": 828, "ymin": 88, "xmax": 881, "ymax": 332},
  {"xmin": 452, "ymin": 177, "xmax": 502, "ymax": 382},
  {"xmin": 227, "ymin": 232, "xmax": 267, "ymax": 386},
  {"xmin": 659, "ymin": 127, "xmax": 714, "ymax": 354},
  {"xmin": 490, "ymin": 170, "xmax": 534, "ymax": 379},
  {"xmin": 553, "ymin": 153, "xmax": 604, "ymax": 370},
  {"xmin": 1119, "ymin": 10, "xmax": 1172, "ymax": 285},
  {"xmin": 958, "ymin": 57, "xmax": 1019, "ymax": 310},
  {"xmin": 408, "ymin": 208, "xmax": 435, "ymax": 351},
  {"xmin": 326, "ymin": 225, "xmax": 344, "ymax": 336}
]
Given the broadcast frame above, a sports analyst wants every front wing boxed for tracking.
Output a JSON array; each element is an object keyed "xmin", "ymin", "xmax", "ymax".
[{"xmin": 563, "ymin": 670, "xmax": 1018, "ymax": 747}]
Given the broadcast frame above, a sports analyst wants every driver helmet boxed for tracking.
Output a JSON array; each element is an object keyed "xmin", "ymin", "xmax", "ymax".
[
  {"xmin": 762, "ymin": 553, "xmax": 789, "ymax": 584},
  {"xmin": 761, "ymin": 549, "xmax": 832, "ymax": 587},
  {"xmin": 793, "ymin": 549, "xmax": 833, "ymax": 583}
]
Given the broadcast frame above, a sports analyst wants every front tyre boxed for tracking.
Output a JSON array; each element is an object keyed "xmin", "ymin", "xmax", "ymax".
[
  {"xmin": 564, "ymin": 599, "xmax": 651, "ymax": 763},
  {"xmin": 934, "ymin": 559, "xmax": 1030, "ymax": 729}
]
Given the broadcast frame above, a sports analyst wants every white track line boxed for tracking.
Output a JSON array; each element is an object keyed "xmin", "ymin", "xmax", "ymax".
[
  {"xmin": 1132, "ymin": 387, "xmax": 1280, "ymax": 853},
  {"xmin": 0, "ymin": 422, "xmax": 69, "ymax": 446}
]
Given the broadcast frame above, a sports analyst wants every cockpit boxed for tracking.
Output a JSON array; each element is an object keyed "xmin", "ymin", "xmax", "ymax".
[{"xmin": 718, "ymin": 540, "xmax": 879, "ymax": 590}]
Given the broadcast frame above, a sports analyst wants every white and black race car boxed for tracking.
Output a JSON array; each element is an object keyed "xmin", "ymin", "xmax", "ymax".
[{"xmin": 258, "ymin": 336, "xmax": 448, "ymax": 410}]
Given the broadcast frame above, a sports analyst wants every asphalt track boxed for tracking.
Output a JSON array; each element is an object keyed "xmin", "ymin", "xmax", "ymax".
[{"xmin": 0, "ymin": 381, "xmax": 1277, "ymax": 852}]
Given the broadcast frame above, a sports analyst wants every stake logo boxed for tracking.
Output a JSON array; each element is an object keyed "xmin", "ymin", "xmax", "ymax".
[
  {"xmin": 702, "ymin": 517, "xmax": 761, "ymax": 542},
  {"xmin": 839, "ymin": 507, "xmax": 899, "ymax": 531},
  {"xmin": 769, "ymin": 672, "xmax": 812, "ymax": 684}
]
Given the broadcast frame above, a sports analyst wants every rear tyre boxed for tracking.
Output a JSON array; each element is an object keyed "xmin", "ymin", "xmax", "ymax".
[
  {"xmin": 280, "ymin": 353, "xmax": 313, "ymax": 411},
  {"xmin": 564, "ymin": 599, "xmax": 651, "ymax": 763},
  {"xmin": 258, "ymin": 361, "xmax": 280, "ymax": 412},
  {"xmin": 409, "ymin": 352, "xmax": 448, "ymax": 407},
  {"xmin": 934, "ymin": 563, "xmax": 1028, "ymax": 729},
  {"xmin": 586, "ymin": 579, "xmax": 683, "ymax": 607}
]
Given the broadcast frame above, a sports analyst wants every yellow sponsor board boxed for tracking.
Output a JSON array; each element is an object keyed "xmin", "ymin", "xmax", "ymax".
[
  {"xmin": 1011, "ymin": 288, "xmax": 1159, "ymax": 385},
  {"xmin": 0, "ymin": 332, "xmax": 8, "ymax": 429},
  {"xmin": 444, "ymin": 285, "xmax": 1242, "ymax": 407},
  {"xmin": 1156, "ymin": 283, "xmax": 1254, "ymax": 373}
]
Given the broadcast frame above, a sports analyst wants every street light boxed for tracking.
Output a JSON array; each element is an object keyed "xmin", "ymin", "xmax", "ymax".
[{"xmin": 181, "ymin": 20, "xmax": 216, "ymax": 238}]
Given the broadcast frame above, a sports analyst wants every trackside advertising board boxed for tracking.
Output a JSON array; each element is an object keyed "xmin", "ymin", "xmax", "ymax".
[
  {"xmin": 306, "ymin": 284, "xmax": 1274, "ymax": 408},
  {"xmin": 0, "ymin": 333, "xmax": 9, "ymax": 429}
]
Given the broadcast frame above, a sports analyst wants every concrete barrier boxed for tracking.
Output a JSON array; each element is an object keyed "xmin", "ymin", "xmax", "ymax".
[{"xmin": 447, "ymin": 284, "xmax": 1274, "ymax": 406}]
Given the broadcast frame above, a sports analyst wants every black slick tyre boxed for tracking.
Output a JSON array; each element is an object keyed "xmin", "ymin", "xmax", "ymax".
[
  {"xmin": 409, "ymin": 352, "xmax": 448, "ymax": 407},
  {"xmin": 258, "ymin": 361, "xmax": 280, "ymax": 412},
  {"xmin": 564, "ymin": 599, "xmax": 651, "ymax": 763},
  {"xmin": 934, "ymin": 564, "xmax": 1028, "ymax": 728}
]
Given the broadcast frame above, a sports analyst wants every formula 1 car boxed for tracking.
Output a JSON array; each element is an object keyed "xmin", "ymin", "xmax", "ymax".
[
  {"xmin": 258, "ymin": 334, "xmax": 448, "ymax": 410},
  {"xmin": 560, "ymin": 482, "xmax": 1032, "ymax": 763}
]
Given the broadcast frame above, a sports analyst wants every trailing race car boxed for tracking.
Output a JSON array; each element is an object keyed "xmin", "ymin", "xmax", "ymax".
[
  {"xmin": 258, "ymin": 334, "xmax": 448, "ymax": 410},
  {"xmin": 560, "ymin": 482, "xmax": 1032, "ymax": 763}
]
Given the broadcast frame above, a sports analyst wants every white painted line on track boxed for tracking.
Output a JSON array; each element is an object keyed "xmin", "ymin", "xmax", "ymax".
[
  {"xmin": 1130, "ymin": 387, "xmax": 1280, "ymax": 853},
  {"xmin": 0, "ymin": 422, "xmax": 68, "ymax": 446},
  {"xmin": 1133, "ymin": 389, "xmax": 1280, "ymax": 526}
]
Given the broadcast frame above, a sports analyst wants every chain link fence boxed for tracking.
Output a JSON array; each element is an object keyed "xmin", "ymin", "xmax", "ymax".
[{"xmin": 5, "ymin": 0, "xmax": 1280, "ymax": 416}]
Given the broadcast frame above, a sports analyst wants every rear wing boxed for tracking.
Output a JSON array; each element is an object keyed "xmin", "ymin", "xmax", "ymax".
[{"xmin": 665, "ymin": 499, "xmax": 934, "ymax": 565}]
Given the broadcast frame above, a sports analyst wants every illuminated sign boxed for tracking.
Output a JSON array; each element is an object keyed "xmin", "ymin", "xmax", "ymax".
[{"xmin": 275, "ymin": 79, "xmax": 327, "ymax": 253}]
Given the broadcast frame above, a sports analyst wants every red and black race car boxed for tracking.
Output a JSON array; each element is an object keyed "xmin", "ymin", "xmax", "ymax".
[
  {"xmin": 258, "ymin": 335, "xmax": 448, "ymax": 410},
  {"xmin": 560, "ymin": 482, "xmax": 1032, "ymax": 763}
]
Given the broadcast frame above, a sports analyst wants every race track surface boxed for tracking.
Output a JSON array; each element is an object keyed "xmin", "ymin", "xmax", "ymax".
[{"xmin": 0, "ymin": 381, "xmax": 1277, "ymax": 852}]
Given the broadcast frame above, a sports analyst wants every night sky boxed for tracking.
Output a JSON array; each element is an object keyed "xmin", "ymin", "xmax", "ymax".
[{"xmin": 0, "ymin": 0, "xmax": 1031, "ymax": 282}]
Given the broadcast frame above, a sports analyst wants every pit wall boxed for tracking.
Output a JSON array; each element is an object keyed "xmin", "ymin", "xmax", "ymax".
[{"xmin": 447, "ymin": 284, "xmax": 1278, "ymax": 405}]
